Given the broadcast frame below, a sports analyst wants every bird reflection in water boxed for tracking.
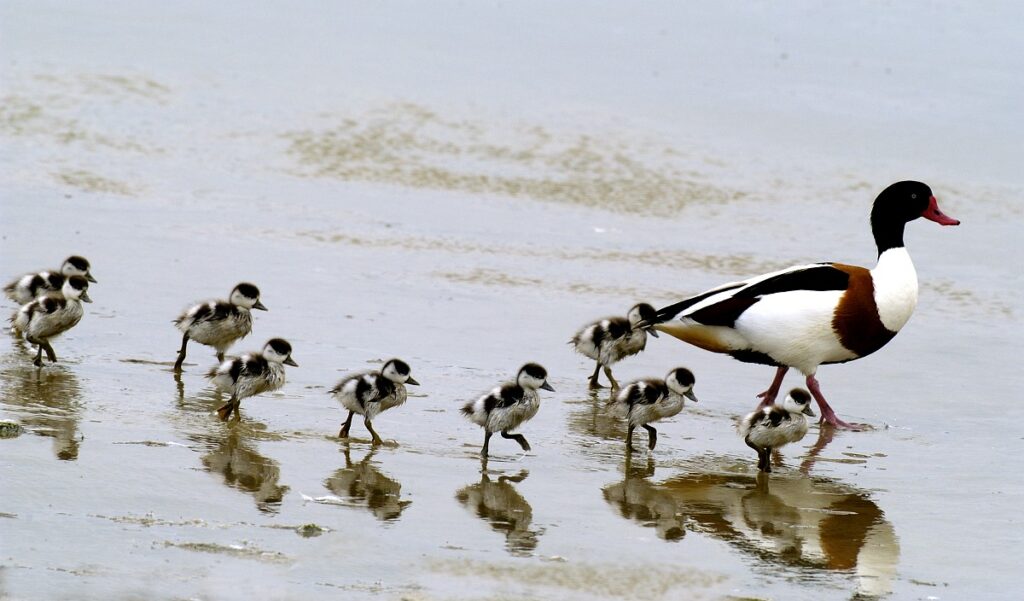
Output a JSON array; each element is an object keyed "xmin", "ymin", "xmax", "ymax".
[
  {"xmin": 565, "ymin": 391, "xmax": 626, "ymax": 443},
  {"xmin": 602, "ymin": 455, "xmax": 686, "ymax": 541},
  {"xmin": 602, "ymin": 459, "xmax": 898, "ymax": 598},
  {"xmin": 0, "ymin": 365, "xmax": 83, "ymax": 460},
  {"xmin": 455, "ymin": 469, "xmax": 541, "ymax": 557},
  {"xmin": 191, "ymin": 428, "xmax": 289, "ymax": 513},
  {"xmin": 324, "ymin": 447, "xmax": 411, "ymax": 521}
]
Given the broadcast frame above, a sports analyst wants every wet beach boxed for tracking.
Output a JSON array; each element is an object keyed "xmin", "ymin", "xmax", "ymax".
[{"xmin": 1, "ymin": 2, "xmax": 1023, "ymax": 600}]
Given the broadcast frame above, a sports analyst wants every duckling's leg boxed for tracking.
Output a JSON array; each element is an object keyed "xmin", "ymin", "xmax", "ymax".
[
  {"xmin": 216, "ymin": 351, "xmax": 225, "ymax": 363},
  {"xmin": 338, "ymin": 411, "xmax": 354, "ymax": 438},
  {"xmin": 756, "ymin": 366, "xmax": 789, "ymax": 408},
  {"xmin": 32, "ymin": 343, "xmax": 44, "ymax": 367},
  {"xmin": 173, "ymin": 334, "xmax": 189, "ymax": 371},
  {"xmin": 642, "ymin": 424, "xmax": 658, "ymax": 450},
  {"xmin": 762, "ymin": 447, "xmax": 773, "ymax": 473},
  {"xmin": 500, "ymin": 430, "xmax": 531, "ymax": 452},
  {"xmin": 481, "ymin": 431, "xmax": 493, "ymax": 457},
  {"xmin": 745, "ymin": 438, "xmax": 765, "ymax": 472},
  {"xmin": 364, "ymin": 418, "xmax": 384, "ymax": 446},
  {"xmin": 806, "ymin": 374, "xmax": 859, "ymax": 430},
  {"xmin": 588, "ymin": 362, "xmax": 604, "ymax": 389},
  {"xmin": 41, "ymin": 341, "xmax": 57, "ymax": 363},
  {"xmin": 603, "ymin": 366, "xmax": 620, "ymax": 390},
  {"xmin": 216, "ymin": 396, "xmax": 237, "ymax": 421},
  {"xmin": 625, "ymin": 425, "xmax": 636, "ymax": 451}
]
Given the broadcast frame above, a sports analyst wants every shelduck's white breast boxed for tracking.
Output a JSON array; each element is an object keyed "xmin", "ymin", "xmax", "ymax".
[{"xmin": 870, "ymin": 248, "xmax": 918, "ymax": 332}]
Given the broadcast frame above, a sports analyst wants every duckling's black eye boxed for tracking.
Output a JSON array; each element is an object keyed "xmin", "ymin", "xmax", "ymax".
[{"xmin": 911, "ymin": 193, "xmax": 917, "ymax": 199}]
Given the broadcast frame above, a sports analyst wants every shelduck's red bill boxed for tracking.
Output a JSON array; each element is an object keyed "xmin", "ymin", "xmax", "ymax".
[{"xmin": 922, "ymin": 195, "xmax": 960, "ymax": 225}]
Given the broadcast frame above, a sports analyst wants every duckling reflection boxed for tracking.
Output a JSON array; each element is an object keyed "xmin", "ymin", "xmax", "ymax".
[
  {"xmin": 455, "ymin": 469, "xmax": 541, "ymax": 557},
  {"xmin": 0, "ymin": 364, "xmax": 82, "ymax": 460},
  {"xmin": 189, "ymin": 429, "xmax": 289, "ymax": 513},
  {"xmin": 601, "ymin": 456, "xmax": 686, "ymax": 541},
  {"xmin": 565, "ymin": 393, "xmax": 626, "ymax": 443},
  {"xmin": 324, "ymin": 448, "xmax": 411, "ymax": 521},
  {"xmin": 603, "ymin": 462, "xmax": 899, "ymax": 597}
]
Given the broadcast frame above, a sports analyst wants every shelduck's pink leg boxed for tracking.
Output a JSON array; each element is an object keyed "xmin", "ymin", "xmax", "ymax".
[
  {"xmin": 805, "ymin": 374, "xmax": 860, "ymax": 430},
  {"xmin": 756, "ymin": 366, "xmax": 789, "ymax": 408}
]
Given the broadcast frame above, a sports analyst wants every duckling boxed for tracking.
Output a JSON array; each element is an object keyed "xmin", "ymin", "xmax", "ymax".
[
  {"xmin": 10, "ymin": 276, "xmax": 92, "ymax": 366},
  {"xmin": 173, "ymin": 283, "xmax": 267, "ymax": 371},
  {"xmin": 461, "ymin": 363, "xmax": 554, "ymax": 457},
  {"xmin": 332, "ymin": 358, "xmax": 420, "ymax": 446},
  {"xmin": 4, "ymin": 255, "xmax": 97, "ymax": 305},
  {"xmin": 571, "ymin": 302, "xmax": 659, "ymax": 390},
  {"xmin": 608, "ymin": 367, "xmax": 698, "ymax": 451},
  {"xmin": 739, "ymin": 388, "xmax": 816, "ymax": 473},
  {"xmin": 206, "ymin": 338, "xmax": 298, "ymax": 421}
]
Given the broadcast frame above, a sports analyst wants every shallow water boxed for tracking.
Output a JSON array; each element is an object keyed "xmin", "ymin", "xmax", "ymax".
[{"xmin": 1, "ymin": 2, "xmax": 1022, "ymax": 600}]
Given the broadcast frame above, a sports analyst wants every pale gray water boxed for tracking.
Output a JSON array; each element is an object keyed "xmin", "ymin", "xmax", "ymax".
[{"xmin": 1, "ymin": 2, "xmax": 1022, "ymax": 600}]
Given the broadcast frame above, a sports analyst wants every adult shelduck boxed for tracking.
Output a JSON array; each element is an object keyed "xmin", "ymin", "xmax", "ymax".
[{"xmin": 642, "ymin": 181, "xmax": 959, "ymax": 428}]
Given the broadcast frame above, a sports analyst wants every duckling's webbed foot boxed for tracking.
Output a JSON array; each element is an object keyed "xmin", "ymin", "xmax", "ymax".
[
  {"xmin": 338, "ymin": 411, "xmax": 354, "ymax": 439},
  {"xmin": 626, "ymin": 425, "xmax": 636, "ymax": 452},
  {"xmin": 216, "ymin": 398, "xmax": 237, "ymax": 421},
  {"xmin": 642, "ymin": 424, "xmax": 658, "ymax": 450},
  {"xmin": 501, "ymin": 430, "xmax": 530, "ymax": 452},
  {"xmin": 32, "ymin": 346, "xmax": 44, "ymax": 367},
  {"xmin": 588, "ymin": 362, "xmax": 604, "ymax": 389},
  {"xmin": 603, "ymin": 366, "xmax": 619, "ymax": 390},
  {"xmin": 365, "ymin": 418, "xmax": 383, "ymax": 446}
]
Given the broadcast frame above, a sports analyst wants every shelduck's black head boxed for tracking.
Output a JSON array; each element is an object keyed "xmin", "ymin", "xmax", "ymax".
[
  {"xmin": 517, "ymin": 362, "xmax": 554, "ymax": 392},
  {"xmin": 264, "ymin": 338, "xmax": 298, "ymax": 366},
  {"xmin": 382, "ymin": 358, "xmax": 419, "ymax": 385},
  {"xmin": 870, "ymin": 181, "xmax": 959, "ymax": 255},
  {"xmin": 231, "ymin": 282, "xmax": 268, "ymax": 311},
  {"xmin": 63, "ymin": 255, "xmax": 97, "ymax": 283}
]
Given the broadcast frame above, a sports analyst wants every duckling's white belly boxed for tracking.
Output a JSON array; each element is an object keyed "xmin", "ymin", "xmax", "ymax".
[
  {"xmin": 365, "ymin": 387, "xmax": 407, "ymax": 421},
  {"xmin": 744, "ymin": 415, "xmax": 809, "ymax": 449},
  {"xmin": 735, "ymin": 290, "xmax": 856, "ymax": 373},
  {"xmin": 233, "ymin": 365, "xmax": 286, "ymax": 400},
  {"xmin": 188, "ymin": 314, "xmax": 252, "ymax": 350},
  {"xmin": 628, "ymin": 395, "xmax": 685, "ymax": 426},
  {"xmin": 488, "ymin": 394, "xmax": 540, "ymax": 432},
  {"xmin": 602, "ymin": 330, "xmax": 647, "ymax": 364},
  {"xmin": 27, "ymin": 302, "xmax": 84, "ymax": 340}
]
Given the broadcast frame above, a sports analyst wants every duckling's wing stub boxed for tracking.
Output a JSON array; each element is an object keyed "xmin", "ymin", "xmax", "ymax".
[
  {"xmin": 496, "ymin": 384, "xmax": 526, "ymax": 409},
  {"xmin": 35, "ymin": 295, "xmax": 66, "ymax": 315}
]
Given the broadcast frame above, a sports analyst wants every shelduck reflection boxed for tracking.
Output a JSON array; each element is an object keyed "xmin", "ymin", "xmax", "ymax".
[{"xmin": 602, "ymin": 458, "xmax": 899, "ymax": 598}]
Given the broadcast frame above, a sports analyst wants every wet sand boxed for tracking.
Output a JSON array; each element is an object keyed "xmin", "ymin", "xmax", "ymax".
[{"xmin": 1, "ymin": 2, "xmax": 1022, "ymax": 600}]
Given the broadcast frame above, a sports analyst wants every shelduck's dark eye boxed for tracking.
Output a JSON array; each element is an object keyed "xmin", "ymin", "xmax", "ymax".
[{"xmin": 911, "ymin": 193, "xmax": 917, "ymax": 199}]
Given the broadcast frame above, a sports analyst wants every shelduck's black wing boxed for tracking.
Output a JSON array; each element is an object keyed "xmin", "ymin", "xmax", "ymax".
[{"xmin": 655, "ymin": 263, "xmax": 850, "ymax": 327}]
